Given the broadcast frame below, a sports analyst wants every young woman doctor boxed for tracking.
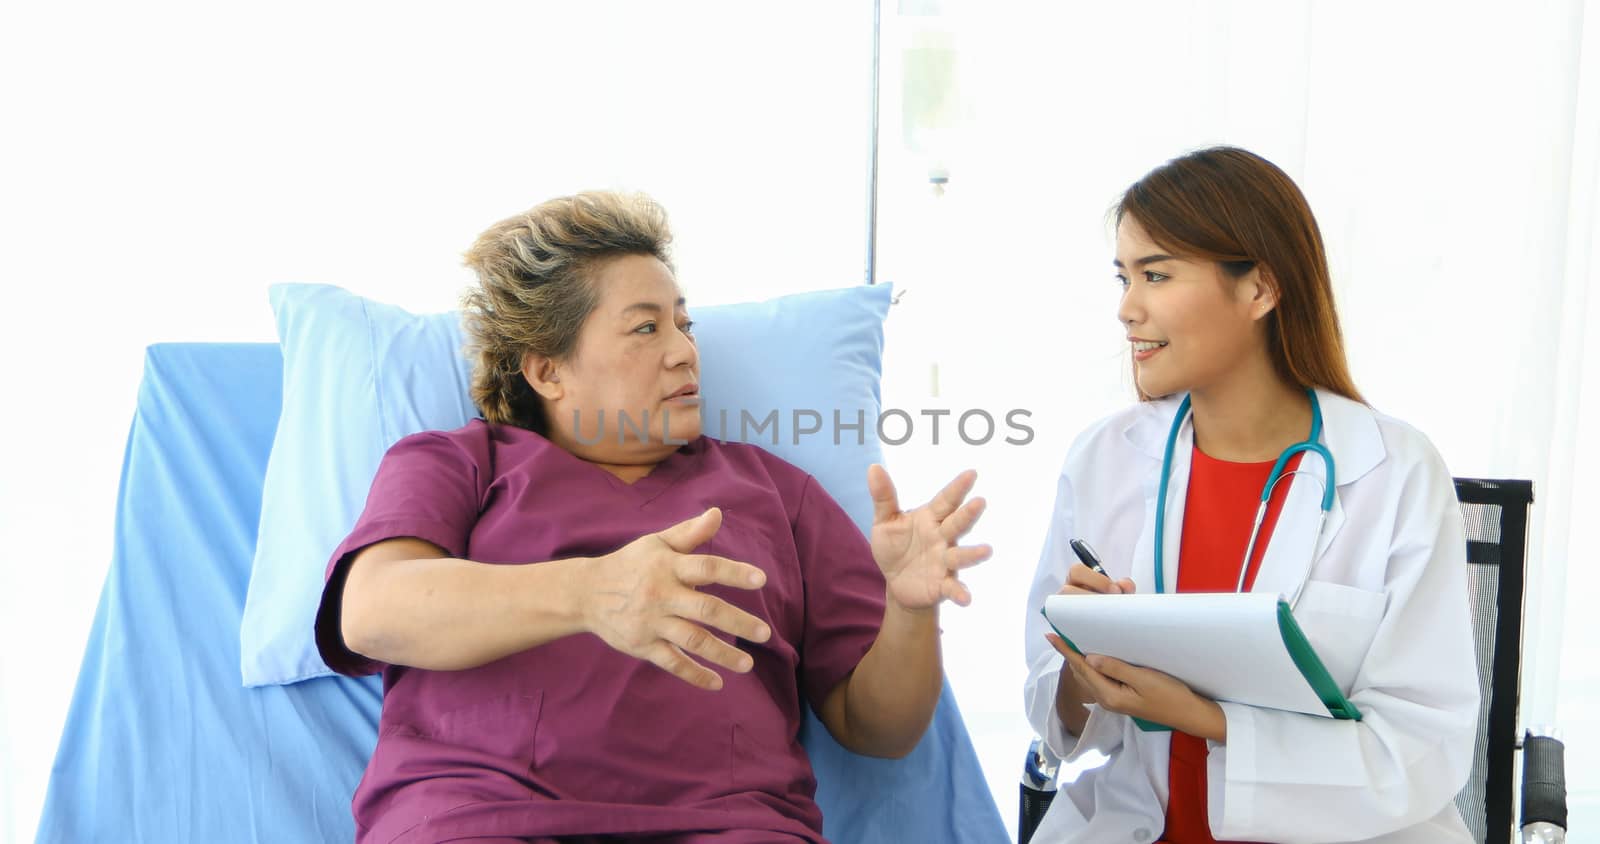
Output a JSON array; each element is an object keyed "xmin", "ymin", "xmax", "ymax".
[{"xmin": 1022, "ymin": 147, "xmax": 1479, "ymax": 843}]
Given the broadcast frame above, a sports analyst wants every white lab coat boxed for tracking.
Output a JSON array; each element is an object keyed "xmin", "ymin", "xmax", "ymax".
[{"xmin": 1023, "ymin": 390, "xmax": 1480, "ymax": 843}]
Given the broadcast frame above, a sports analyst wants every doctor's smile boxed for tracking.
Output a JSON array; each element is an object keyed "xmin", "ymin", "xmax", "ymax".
[{"xmin": 1130, "ymin": 337, "xmax": 1168, "ymax": 361}]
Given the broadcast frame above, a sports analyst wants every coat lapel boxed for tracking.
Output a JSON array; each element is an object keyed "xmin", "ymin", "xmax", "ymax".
[
  {"xmin": 1249, "ymin": 389, "xmax": 1382, "ymax": 601},
  {"xmin": 1156, "ymin": 421, "xmax": 1193, "ymax": 596},
  {"xmin": 1248, "ymin": 444, "xmax": 1338, "ymax": 603},
  {"xmin": 1124, "ymin": 397, "xmax": 1184, "ymax": 595}
]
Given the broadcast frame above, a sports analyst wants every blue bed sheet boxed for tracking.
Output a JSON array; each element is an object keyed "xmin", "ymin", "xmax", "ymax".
[{"xmin": 38, "ymin": 342, "xmax": 1006, "ymax": 844}]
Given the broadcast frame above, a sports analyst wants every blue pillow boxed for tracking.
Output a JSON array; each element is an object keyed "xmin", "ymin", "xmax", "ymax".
[{"xmin": 241, "ymin": 282, "xmax": 892, "ymax": 686}]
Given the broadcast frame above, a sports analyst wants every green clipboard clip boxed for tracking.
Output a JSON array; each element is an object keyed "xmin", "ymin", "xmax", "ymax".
[{"xmin": 1277, "ymin": 599, "xmax": 1363, "ymax": 722}]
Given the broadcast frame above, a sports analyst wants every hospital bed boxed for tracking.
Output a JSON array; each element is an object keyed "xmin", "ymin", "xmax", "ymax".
[{"xmin": 35, "ymin": 341, "xmax": 1008, "ymax": 843}]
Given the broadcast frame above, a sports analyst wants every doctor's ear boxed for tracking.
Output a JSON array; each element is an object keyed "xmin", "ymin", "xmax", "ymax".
[
  {"xmin": 521, "ymin": 352, "xmax": 564, "ymax": 400},
  {"xmin": 1237, "ymin": 264, "xmax": 1279, "ymax": 321}
]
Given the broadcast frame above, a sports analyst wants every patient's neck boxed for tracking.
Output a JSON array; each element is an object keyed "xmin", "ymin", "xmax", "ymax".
[
  {"xmin": 546, "ymin": 427, "xmax": 675, "ymax": 485},
  {"xmin": 595, "ymin": 460, "xmax": 660, "ymax": 485}
]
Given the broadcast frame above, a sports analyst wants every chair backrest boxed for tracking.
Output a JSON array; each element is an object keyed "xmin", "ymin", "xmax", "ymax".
[{"xmin": 1452, "ymin": 478, "xmax": 1534, "ymax": 844}]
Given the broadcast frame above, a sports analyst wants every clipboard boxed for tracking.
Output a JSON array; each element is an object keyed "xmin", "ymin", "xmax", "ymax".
[{"xmin": 1041, "ymin": 592, "xmax": 1362, "ymax": 732}]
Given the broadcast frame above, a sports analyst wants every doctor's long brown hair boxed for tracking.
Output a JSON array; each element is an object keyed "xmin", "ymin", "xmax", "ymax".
[{"xmin": 1116, "ymin": 146, "xmax": 1364, "ymax": 404}]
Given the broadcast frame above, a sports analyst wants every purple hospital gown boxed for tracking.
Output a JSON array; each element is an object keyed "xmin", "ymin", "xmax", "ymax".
[{"xmin": 314, "ymin": 420, "xmax": 886, "ymax": 844}]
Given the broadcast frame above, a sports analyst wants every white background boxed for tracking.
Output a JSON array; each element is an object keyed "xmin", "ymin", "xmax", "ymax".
[{"xmin": 3, "ymin": 1, "xmax": 1597, "ymax": 841}]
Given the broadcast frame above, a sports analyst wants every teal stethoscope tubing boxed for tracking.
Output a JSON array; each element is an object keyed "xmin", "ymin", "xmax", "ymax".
[{"xmin": 1153, "ymin": 388, "xmax": 1335, "ymax": 606}]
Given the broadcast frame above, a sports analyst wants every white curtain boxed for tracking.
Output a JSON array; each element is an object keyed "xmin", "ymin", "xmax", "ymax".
[
  {"xmin": 0, "ymin": 3, "xmax": 871, "ymax": 841},
  {"xmin": 874, "ymin": 0, "xmax": 1600, "ymax": 835}
]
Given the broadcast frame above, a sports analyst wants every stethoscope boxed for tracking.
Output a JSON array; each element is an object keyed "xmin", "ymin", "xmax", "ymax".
[{"xmin": 1153, "ymin": 387, "xmax": 1336, "ymax": 608}]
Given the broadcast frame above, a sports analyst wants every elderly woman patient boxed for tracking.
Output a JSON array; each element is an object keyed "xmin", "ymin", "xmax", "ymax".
[{"xmin": 313, "ymin": 191, "xmax": 991, "ymax": 844}]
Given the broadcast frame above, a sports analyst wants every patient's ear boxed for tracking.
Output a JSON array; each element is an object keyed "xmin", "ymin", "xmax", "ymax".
[{"xmin": 521, "ymin": 352, "xmax": 564, "ymax": 401}]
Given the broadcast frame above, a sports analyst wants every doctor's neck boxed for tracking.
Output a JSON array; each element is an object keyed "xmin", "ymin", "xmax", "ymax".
[{"xmin": 1187, "ymin": 364, "xmax": 1314, "ymax": 464}]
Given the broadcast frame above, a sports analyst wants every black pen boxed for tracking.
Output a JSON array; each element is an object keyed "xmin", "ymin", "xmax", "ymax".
[{"xmin": 1068, "ymin": 539, "xmax": 1110, "ymax": 578}]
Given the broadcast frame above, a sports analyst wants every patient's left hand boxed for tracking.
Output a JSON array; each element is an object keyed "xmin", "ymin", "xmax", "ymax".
[{"xmin": 866, "ymin": 465, "xmax": 992, "ymax": 611}]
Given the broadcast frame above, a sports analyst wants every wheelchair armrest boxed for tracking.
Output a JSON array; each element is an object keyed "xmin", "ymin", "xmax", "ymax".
[
  {"xmin": 1520, "ymin": 729, "xmax": 1566, "ymax": 836},
  {"xmin": 1019, "ymin": 737, "xmax": 1060, "ymax": 844}
]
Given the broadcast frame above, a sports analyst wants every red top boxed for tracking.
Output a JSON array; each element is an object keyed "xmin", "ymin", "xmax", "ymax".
[{"xmin": 1160, "ymin": 445, "xmax": 1301, "ymax": 844}]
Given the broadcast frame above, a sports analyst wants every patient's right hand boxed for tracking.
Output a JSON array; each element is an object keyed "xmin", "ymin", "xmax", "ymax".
[{"xmin": 580, "ymin": 507, "xmax": 773, "ymax": 690}]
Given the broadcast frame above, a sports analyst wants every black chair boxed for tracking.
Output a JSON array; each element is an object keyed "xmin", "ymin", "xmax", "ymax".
[
  {"xmin": 1454, "ymin": 479, "xmax": 1566, "ymax": 842},
  {"xmin": 1018, "ymin": 477, "xmax": 1567, "ymax": 843}
]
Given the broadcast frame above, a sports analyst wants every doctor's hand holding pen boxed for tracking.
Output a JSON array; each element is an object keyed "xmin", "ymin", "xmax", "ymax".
[{"xmin": 1044, "ymin": 542, "xmax": 1229, "ymax": 742}]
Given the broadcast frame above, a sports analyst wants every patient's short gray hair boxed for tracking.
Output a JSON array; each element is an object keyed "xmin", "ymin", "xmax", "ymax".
[{"xmin": 461, "ymin": 191, "xmax": 673, "ymax": 432}]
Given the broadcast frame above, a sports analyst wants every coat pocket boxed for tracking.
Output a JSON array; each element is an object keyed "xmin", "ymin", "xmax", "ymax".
[{"xmin": 1291, "ymin": 580, "xmax": 1387, "ymax": 696}]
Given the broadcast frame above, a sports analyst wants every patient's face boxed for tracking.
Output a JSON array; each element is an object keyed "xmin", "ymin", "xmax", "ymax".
[
  {"xmin": 545, "ymin": 253, "xmax": 702, "ymax": 464},
  {"xmin": 1114, "ymin": 215, "xmax": 1267, "ymax": 399}
]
